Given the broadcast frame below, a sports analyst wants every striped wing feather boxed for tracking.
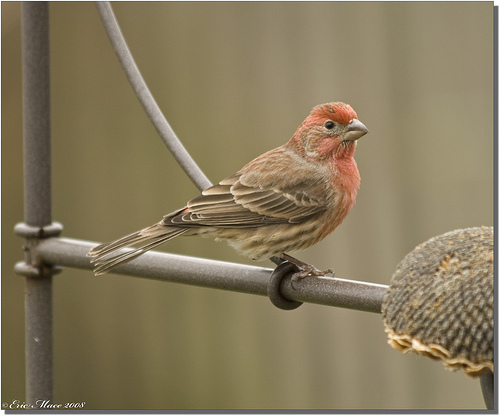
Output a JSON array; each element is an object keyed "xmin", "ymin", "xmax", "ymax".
[{"xmin": 163, "ymin": 171, "xmax": 329, "ymax": 228}]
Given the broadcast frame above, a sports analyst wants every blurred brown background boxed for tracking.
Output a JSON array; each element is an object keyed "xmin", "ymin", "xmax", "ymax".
[{"xmin": 2, "ymin": 1, "xmax": 493, "ymax": 410}]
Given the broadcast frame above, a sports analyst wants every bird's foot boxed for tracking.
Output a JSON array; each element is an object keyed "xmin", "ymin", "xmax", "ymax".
[
  {"xmin": 290, "ymin": 265, "xmax": 335, "ymax": 281},
  {"xmin": 278, "ymin": 253, "xmax": 335, "ymax": 283}
]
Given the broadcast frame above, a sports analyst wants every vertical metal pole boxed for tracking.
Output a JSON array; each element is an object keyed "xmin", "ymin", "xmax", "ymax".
[
  {"xmin": 480, "ymin": 371, "xmax": 494, "ymax": 410},
  {"xmin": 21, "ymin": 2, "xmax": 53, "ymax": 403}
]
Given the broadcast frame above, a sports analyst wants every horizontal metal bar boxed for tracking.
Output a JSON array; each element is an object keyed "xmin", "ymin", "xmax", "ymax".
[{"xmin": 37, "ymin": 237, "xmax": 388, "ymax": 314}]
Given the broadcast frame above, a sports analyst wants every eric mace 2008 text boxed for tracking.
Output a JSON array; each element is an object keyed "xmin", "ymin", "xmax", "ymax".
[{"xmin": 2, "ymin": 399, "xmax": 86, "ymax": 410}]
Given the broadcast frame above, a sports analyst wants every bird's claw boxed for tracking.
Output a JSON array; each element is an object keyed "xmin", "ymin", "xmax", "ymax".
[
  {"xmin": 276, "ymin": 253, "xmax": 335, "ymax": 289},
  {"xmin": 290, "ymin": 266, "xmax": 335, "ymax": 282},
  {"xmin": 289, "ymin": 266, "xmax": 335, "ymax": 290}
]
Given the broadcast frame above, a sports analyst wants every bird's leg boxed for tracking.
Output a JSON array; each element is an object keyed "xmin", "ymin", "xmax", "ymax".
[
  {"xmin": 279, "ymin": 253, "xmax": 335, "ymax": 281},
  {"xmin": 270, "ymin": 256, "xmax": 286, "ymax": 266}
]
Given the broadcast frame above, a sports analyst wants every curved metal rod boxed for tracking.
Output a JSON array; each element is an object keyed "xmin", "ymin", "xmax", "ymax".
[
  {"xmin": 38, "ymin": 237, "xmax": 388, "ymax": 314},
  {"xmin": 95, "ymin": 1, "xmax": 212, "ymax": 191}
]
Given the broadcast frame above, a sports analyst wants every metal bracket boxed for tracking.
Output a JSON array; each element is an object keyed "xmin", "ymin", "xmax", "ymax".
[
  {"xmin": 267, "ymin": 261, "xmax": 303, "ymax": 310},
  {"xmin": 14, "ymin": 222, "xmax": 64, "ymax": 278}
]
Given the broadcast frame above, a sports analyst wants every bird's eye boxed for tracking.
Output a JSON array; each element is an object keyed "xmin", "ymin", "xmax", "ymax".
[{"xmin": 324, "ymin": 121, "xmax": 335, "ymax": 129}]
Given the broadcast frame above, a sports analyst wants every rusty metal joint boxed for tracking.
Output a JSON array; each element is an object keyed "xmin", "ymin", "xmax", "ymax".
[{"xmin": 14, "ymin": 222, "xmax": 64, "ymax": 278}]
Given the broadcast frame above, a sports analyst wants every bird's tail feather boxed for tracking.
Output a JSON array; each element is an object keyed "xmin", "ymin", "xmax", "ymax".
[{"xmin": 88, "ymin": 223, "xmax": 188, "ymax": 275}]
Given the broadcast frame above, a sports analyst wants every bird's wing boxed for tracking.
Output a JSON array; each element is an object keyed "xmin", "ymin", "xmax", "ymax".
[{"xmin": 163, "ymin": 150, "xmax": 332, "ymax": 228}]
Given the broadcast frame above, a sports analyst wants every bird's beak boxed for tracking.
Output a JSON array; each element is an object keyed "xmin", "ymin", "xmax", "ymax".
[{"xmin": 344, "ymin": 119, "xmax": 369, "ymax": 141}]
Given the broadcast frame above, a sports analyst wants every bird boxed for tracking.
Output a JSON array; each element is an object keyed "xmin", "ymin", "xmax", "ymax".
[{"xmin": 88, "ymin": 102, "xmax": 368, "ymax": 279}]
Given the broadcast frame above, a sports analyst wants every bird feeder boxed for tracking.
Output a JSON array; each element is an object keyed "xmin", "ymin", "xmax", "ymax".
[{"xmin": 382, "ymin": 227, "xmax": 494, "ymax": 407}]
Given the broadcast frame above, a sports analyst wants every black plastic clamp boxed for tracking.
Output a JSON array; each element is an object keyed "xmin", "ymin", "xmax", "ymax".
[{"xmin": 267, "ymin": 261, "xmax": 303, "ymax": 310}]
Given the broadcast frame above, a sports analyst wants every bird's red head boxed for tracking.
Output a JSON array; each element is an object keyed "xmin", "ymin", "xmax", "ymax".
[
  {"xmin": 309, "ymin": 102, "xmax": 358, "ymax": 126},
  {"xmin": 290, "ymin": 102, "xmax": 368, "ymax": 161}
]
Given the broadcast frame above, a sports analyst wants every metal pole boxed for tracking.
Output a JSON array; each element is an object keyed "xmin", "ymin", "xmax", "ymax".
[
  {"xmin": 480, "ymin": 371, "xmax": 494, "ymax": 410},
  {"xmin": 94, "ymin": 1, "xmax": 212, "ymax": 192},
  {"xmin": 38, "ymin": 237, "xmax": 388, "ymax": 314},
  {"xmin": 20, "ymin": 2, "xmax": 54, "ymax": 403}
]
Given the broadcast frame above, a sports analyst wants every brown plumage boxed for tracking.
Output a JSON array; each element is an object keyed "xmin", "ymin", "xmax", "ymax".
[{"xmin": 88, "ymin": 102, "xmax": 368, "ymax": 276}]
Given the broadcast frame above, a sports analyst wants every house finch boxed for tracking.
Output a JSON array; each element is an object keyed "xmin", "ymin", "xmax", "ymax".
[{"xmin": 88, "ymin": 102, "xmax": 368, "ymax": 278}]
